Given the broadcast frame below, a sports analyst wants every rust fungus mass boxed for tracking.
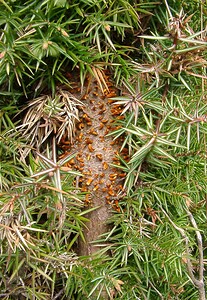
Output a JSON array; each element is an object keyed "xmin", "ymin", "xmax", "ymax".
[{"xmin": 58, "ymin": 71, "xmax": 127, "ymax": 256}]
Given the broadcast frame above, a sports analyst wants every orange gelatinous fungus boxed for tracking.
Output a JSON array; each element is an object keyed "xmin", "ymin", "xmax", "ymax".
[
  {"xmin": 85, "ymin": 138, "xmax": 93, "ymax": 144},
  {"xmin": 103, "ymin": 162, "xmax": 108, "ymax": 170},
  {"xmin": 109, "ymin": 173, "xmax": 117, "ymax": 180},
  {"xmin": 85, "ymin": 194, "xmax": 91, "ymax": 204},
  {"xmin": 89, "ymin": 128, "xmax": 98, "ymax": 135},
  {"xmin": 78, "ymin": 122, "xmax": 84, "ymax": 130},
  {"xmin": 88, "ymin": 144, "xmax": 95, "ymax": 152},
  {"xmin": 93, "ymin": 185, "xmax": 99, "ymax": 191},
  {"xmin": 86, "ymin": 178, "xmax": 93, "ymax": 186},
  {"xmin": 96, "ymin": 153, "xmax": 103, "ymax": 161},
  {"xmin": 99, "ymin": 122, "xmax": 104, "ymax": 130}
]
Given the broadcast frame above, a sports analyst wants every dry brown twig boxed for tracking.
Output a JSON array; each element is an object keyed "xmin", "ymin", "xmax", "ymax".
[{"xmin": 159, "ymin": 206, "xmax": 206, "ymax": 300}]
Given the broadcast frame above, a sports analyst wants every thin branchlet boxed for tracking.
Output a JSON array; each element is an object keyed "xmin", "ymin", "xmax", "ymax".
[{"xmin": 160, "ymin": 206, "xmax": 206, "ymax": 300}]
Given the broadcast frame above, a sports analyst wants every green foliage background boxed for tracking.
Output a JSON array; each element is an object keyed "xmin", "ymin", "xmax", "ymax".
[{"xmin": 0, "ymin": 0, "xmax": 207, "ymax": 299}]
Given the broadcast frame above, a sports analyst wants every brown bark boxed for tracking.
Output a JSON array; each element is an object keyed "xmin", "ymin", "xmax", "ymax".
[
  {"xmin": 62, "ymin": 71, "xmax": 125, "ymax": 256},
  {"xmin": 78, "ymin": 199, "xmax": 112, "ymax": 256}
]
